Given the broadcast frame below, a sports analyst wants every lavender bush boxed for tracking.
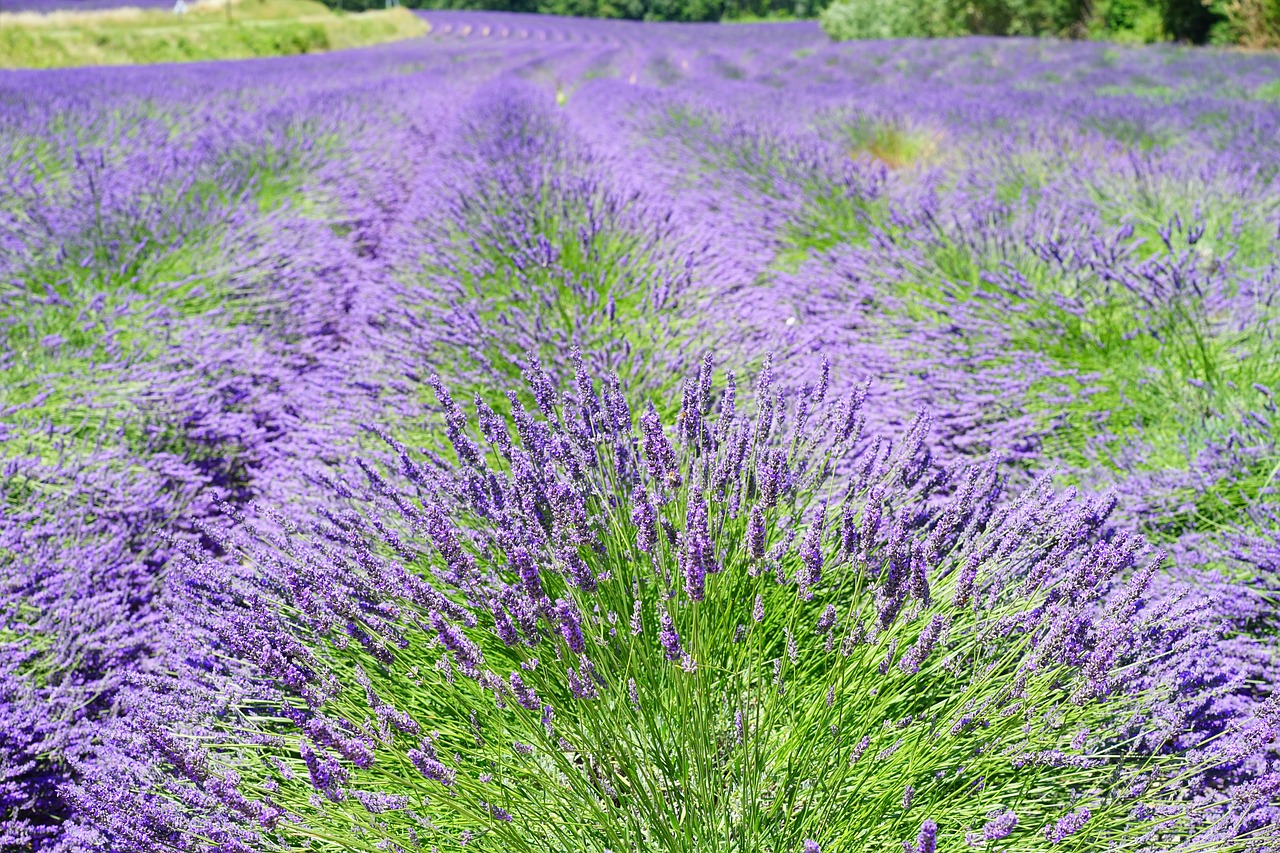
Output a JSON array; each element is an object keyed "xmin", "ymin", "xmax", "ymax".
[
  {"xmin": 114, "ymin": 359, "xmax": 1263, "ymax": 851},
  {"xmin": 1, "ymin": 14, "xmax": 1277, "ymax": 851}
]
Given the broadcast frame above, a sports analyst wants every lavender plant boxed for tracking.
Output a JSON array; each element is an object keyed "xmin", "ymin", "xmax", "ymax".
[
  {"xmin": 388, "ymin": 84, "xmax": 697, "ymax": 418},
  {"xmin": 137, "ymin": 356, "xmax": 1259, "ymax": 852}
]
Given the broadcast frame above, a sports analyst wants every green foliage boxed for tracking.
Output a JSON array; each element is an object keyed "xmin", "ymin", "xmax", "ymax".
[
  {"xmin": 956, "ymin": 0, "xmax": 1089, "ymax": 35},
  {"xmin": 834, "ymin": 115, "xmax": 941, "ymax": 168},
  {"xmin": 820, "ymin": 0, "xmax": 1239, "ymax": 43},
  {"xmin": 1161, "ymin": 0, "xmax": 1225, "ymax": 41},
  {"xmin": 818, "ymin": 0, "xmax": 944, "ymax": 38},
  {"xmin": 821, "ymin": 0, "xmax": 1088, "ymax": 39},
  {"xmin": 1206, "ymin": 0, "xmax": 1280, "ymax": 46},
  {"xmin": 322, "ymin": 0, "xmax": 1242, "ymax": 32},
  {"xmin": 1089, "ymin": 0, "xmax": 1167, "ymax": 41},
  {"xmin": 328, "ymin": 0, "xmax": 825, "ymax": 22}
]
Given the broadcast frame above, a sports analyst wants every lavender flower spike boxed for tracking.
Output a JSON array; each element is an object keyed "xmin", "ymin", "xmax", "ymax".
[
  {"xmin": 1044, "ymin": 808, "xmax": 1090, "ymax": 844},
  {"xmin": 748, "ymin": 505, "xmax": 767, "ymax": 560},
  {"xmin": 658, "ymin": 609, "xmax": 684, "ymax": 662}
]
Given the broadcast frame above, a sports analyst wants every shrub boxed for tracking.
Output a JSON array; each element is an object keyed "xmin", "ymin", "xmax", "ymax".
[
  {"xmin": 819, "ymin": 0, "xmax": 945, "ymax": 38},
  {"xmin": 821, "ymin": 0, "xmax": 1239, "ymax": 41},
  {"xmin": 91, "ymin": 355, "xmax": 1258, "ymax": 851},
  {"xmin": 1208, "ymin": 0, "xmax": 1280, "ymax": 46},
  {"xmin": 1089, "ymin": 0, "xmax": 1167, "ymax": 41},
  {"xmin": 821, "ymin": 0, "xmax": 1088, "ymax": 39},
  {"xmin": 956, "ymin": 0, "xmax": 1089, "ymax": 35}
]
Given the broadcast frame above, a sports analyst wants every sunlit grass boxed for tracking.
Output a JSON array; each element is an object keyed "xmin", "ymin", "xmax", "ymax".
[{"xmin": 0, "ymin": 0, "xmax": 427, "ymax": 69}]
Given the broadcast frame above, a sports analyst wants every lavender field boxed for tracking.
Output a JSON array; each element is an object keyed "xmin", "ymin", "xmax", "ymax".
[{"xmin": 3, "ymin": 14, "xmax": 1280, "ymax": 851}]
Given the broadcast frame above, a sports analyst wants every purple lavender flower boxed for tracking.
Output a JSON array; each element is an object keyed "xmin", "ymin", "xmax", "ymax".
[
  {"xmin": 908, "ymin": 552, "xmax": 930, "ymax": 604},
  {"xmin": 696, "ymin": 351, "xmax": 715, "ymax": 415},
  {"xmin": 300, "ymin": 739, "xmax": 348, "ymax": 802},
  {"xmin": 658, "ymin": 609, "xmax": 684, "ymax": 662},
  {"xmin": 850, "ymin": 735, "xmax": 871, "ymax": 765},
  {"xmin": 839, "ymin": 499, "xmax": 860, "ymax": 556},
  {"xmin": 422, "ymin": 504, "xmax": 479, "ymax": 586},
  {"xmin": 560, "ymin": 548, "xmax": 598, "ymax": 593},
  {"xmin": 409, "ymin": 740, "xmax": 455, "ymax": 787},
  {"xmin": 1044, "ymin": 808, "xmax": 1090, "ymax": 843},
  {"xmin": 982, "ymin": 809, "xmax": 1017, "ymax": 841},
  {"xmin": 914, "ymin": 819, "xmax": 937, "ymax": 853},
  {"xmin": 509, "ymin": 672, "xmax": 541, "ymax": 711},
  {"xmin": 553, "ymin": 598, "xmax": 586, "ymax": 654},
  {"xmin": 567, "ymin": 655, "xmax": 600, "ymax": 700},
  {"xmin": 952, "ymin": 554, "xmax": 979, "ymax": 609},
  {"xmin": 475, "ymin": 392, "xmax": 513, "ymax": 458},
  {"xmin": 352, "ymin": 790, "xmax": 410, "ymax": 814},
  {"xmin": 797, "ymin": 501, "xmax": 826, "ymax": 598},
  {"xmin": 640, "ymin": 402, "xmax": 681, "ymax": 487},
  {"xmin": 682, "ymin": 497, "xmax": 718, "ymax": 601},
  {"xmin": 430, "ymin": 375, "xmax": 483, "ymax": 467},
  {"xmin": 430, "ymin": 612, "xmax": 484, "ymax": 677},
  {"xmin": 510, "ymin": 546, "xmax": 544, "ymax": 601},
  {"xmin": 602, "ymin": 372, "xmax": 632, "ymax": 433},
  {"xmin": 490, "ymin": 600, "xmax": 519, "ymax": 646},
  {"xmin": 632, "ymin": 486, "xmax": 658, "ymax": 553},
  {"xmin": 748, "ymin": 505, "xmax": 767, "ymax": 559},
  {"xmin": 898, "ymin": 615, "xmax": 945, "ymax": 675},
  {"xmin": 522, "ymin": 355, "xmax": 559, "ymax": 420}
]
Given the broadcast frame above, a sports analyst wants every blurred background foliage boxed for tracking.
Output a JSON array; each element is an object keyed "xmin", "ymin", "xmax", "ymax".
[
  {"xmin": 313, "ymin": 0, "xmax": 1278, "ymax": 46},
  {"xmin": 819, "ymin": 0, "xmax": 1272, "ymax": 44},
  {"xmin": 4, "ymin": 0, "xmax": 1273, "ymax": 48}
]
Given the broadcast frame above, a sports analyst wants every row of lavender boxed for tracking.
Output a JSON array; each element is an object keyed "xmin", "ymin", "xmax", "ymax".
[{"xmin": 2, "ymin": 16, "xmax": 1279, "ymax": 852}]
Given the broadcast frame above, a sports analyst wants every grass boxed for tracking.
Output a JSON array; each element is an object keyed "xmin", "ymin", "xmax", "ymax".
[
  {"xmin": 0, "ymin": 0, "xmax": 428, "ymax": 69},
  {"xmin": 832, "ymin": 114, "xmax": 943, "ymax": 170}
]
